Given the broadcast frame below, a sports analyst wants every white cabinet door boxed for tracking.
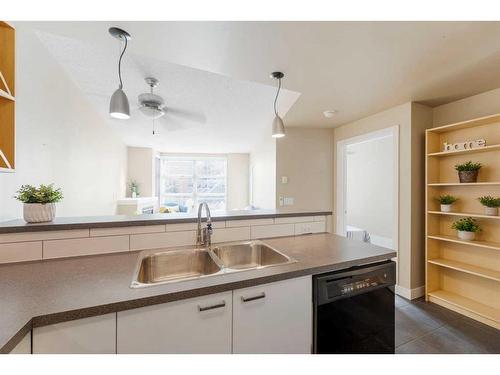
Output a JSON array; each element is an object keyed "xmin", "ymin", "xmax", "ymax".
[
  {"xmin": 10, "ymin": 332, "xmax": 31, "ymax": 354},
  {"xmin": 233, "ymin": 276, "xmax": 312, "ymax": 354},
  {"xmin": 117, "ymin": 291, "xmax": 232, "ymax": 353},
  {"xmin": 33, "ymin": 313, "xmax": 116, "ymax": 354}
]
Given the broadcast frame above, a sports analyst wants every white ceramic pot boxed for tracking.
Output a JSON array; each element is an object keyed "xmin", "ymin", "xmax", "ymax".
[
  {"xmin": 457, "ymin": 230, "xmax": 475, "ymax": 241},
  {"xmin": 484, "ymin": 207, "xmax": 498, "ymax": 216},
  {"xmin": 440, "ymin": 204, "xmax": 452, "ymax": 212},
  {"xmin": 23, "ymin": 203, "xmax": 56, "ymax": 223}
]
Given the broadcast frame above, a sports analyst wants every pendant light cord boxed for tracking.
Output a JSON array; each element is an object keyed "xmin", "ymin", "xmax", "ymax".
[
  {"xmin": 118, "ymin": 37, "xmax": 128, "ymax": 89},
  {"xmin": 273, "ymin": 78, "xmax": 281, "ymax": 116}
]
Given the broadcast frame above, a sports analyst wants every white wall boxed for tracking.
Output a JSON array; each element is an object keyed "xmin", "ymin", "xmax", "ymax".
[
  {"xmin": 345, "ymin": 135, "xmax": 394, "ymax": 240},
  {"xmin": 249, "ymin": 135, "xmax": 276, "ymax": 209},
  {"xmin": 127, "ymin": 147, "xmax": 156, "ymax": 198},
  {"xmin": 0, "ymin": 25, "xmax": 127, "ymax": 221},
  {"xmin": 275, "ymin": 128, "xmax": 333, "ymax": 210},
  {"xmin": 226, "ymin": 153, "xmax": 249, "ymax": 210}
]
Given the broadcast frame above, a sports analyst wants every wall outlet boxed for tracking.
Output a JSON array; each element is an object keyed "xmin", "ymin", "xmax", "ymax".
[{"xmin": 281, "ymin": 176, "xmax": 288, "ymax": 184}]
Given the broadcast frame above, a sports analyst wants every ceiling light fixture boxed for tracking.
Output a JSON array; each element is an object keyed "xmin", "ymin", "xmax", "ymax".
[
  {"xmin": 109, "ymin": 27, "xmax": 131, "ymax": 120},
  {"xmin": 323, "ymin": 110, "xmax": 338, "ymax": 118},
  {"xmin": 270, "ymin": 71, "xmax": 285, "ymax": 138}
]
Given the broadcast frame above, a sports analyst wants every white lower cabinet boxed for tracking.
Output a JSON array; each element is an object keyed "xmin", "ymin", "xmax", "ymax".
[
  {"xmin": 117, "ymin": 291, "xmax": 232, "ymax": 353},
  {"xmin": 32, "ymin": 313, "xmax": 116, "ymax": 354},
  {"xmin": 233, "ymin": 276, "xmax": 312, "ymax": 354}
]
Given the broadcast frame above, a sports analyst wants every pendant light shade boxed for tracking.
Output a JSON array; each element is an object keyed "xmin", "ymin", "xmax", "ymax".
[
  {"xmin": 270, "ymin": 71, "xmax": 285, "ymax": 138},
  {"xmin": 110, "ymin": 88, "xmax": 130, "ymax": 119},
  {"xmin": 272, "ymin": 115, "xmax": 285, "ymax": 138},
  {"xmin": 109, "ymin": 27, "xmax": 131, "ymax": 120}
]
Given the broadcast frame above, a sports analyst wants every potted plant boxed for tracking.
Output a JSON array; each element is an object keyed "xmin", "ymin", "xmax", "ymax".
[
  {"xmin": 14, "ymin": 184, "xmax": 63, "ymax": 223},
  {"xmin": 451, "ymin": 217, "xmax": 480, "ymax": 241},
  {"xmin": 454, "ymin": 161, "xmax": 482, "ymax": 183},
  {"xmin": 129, "ymin": 180, "xmax": 139, "ymax": 198},
  {"xmin": 436, "ymin": 195, "xmax": 458, "ymax": 212},
  {"xmin": 478, "ymin": 195, "xmax": 500, "ymax": 216}
]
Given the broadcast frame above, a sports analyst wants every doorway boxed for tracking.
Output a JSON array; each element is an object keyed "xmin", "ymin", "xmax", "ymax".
[{"xmin": 336, "ymin": 126, "xmax": 398, "ymax": 251}]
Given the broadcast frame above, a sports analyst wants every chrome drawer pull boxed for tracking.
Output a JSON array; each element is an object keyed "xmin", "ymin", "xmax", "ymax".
[
  {"xmin": 198, "ymin": 301, "xmax": 226, "ymax": 312},
  {"xmin": 241, "ymin": 292, "xmax": 266, "ymax": 302}
]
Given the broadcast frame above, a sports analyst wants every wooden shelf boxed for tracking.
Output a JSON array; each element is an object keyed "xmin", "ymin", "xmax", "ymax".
[
  {"xmin": 427, "ymin": 143, "xmax": 500, "ymax": 157},
  {"xmin": 428, "ymin": 113, "xmax": 500, "ymax": 134},
  {"xmin": 428, "ymin": 258, "xmax": 500, "ymax": 282},
  {"xmin": 427, "ymin": 234, "xmax": 500, "ymax": 251},
  {"xmin": 0, "ymin": 88, "xmax": 14, "ymax": 101},
  {"xmin": 428, "ymin": 290, "xmax": 500, "ymax": 328},
  {"xmin": 428, "ymin": 211, "xmax": 500, "ymax": 220},
  {"xmin": 428, "ymin": 182, "xmax": 500, "ymax": 187}
]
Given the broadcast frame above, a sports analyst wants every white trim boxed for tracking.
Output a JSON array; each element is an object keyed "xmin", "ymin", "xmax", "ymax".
[{"xmin": 395, "ymin": 285, "xmax": 425, "ymax": 300}]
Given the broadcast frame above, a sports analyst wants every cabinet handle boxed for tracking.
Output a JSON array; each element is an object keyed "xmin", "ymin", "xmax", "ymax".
[
  {"xmin": 241, "ymin": 292, "xmax": 266, "ymax": 302},
  {"xmin": 198, "ymin": 301, "xmax": 226, "ymax": 312}
]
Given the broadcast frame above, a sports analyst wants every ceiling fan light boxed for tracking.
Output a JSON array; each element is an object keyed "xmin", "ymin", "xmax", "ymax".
[
  {"xmin": 109, "ymin": 88, "xmax": 130, "ymax": 119},
  {"xmin": 139, "ymin": 105, "xmax": 165, "ymax": 120},
  {"xmin": 272, "ymin": 115, "xmax": 285, "ymax": 138}
]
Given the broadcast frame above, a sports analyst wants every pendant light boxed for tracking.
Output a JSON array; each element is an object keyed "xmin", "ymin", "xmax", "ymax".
[
  {"xmin": 270, "ymin": 71, "xmax": 285, "ymax": 138},
  {"xmin": 109, "ymin": 27, "xmax": 131, "ymax": 119}
]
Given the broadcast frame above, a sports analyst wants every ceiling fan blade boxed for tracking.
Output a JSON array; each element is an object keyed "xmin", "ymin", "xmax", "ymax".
[{"xmin": 165, "ymin": 107, "xmax": 206, "ymax": 124}]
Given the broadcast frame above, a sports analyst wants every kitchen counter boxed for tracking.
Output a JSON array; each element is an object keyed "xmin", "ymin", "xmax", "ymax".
[
  {"xmin": 0, "ymin": 209, "xmax": 332, "ymax": 234},
  {"xmin": 0, "ymin": 233, "xmax": 395, "ymax": 353}
]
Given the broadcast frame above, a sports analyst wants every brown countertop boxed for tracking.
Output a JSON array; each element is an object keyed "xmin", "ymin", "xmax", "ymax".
[
  {"xmin": 0, "ymin": 209, "xmax": 332, "ymax": 234},
  {"xmin": 0, "ymin": 233, "xmax": 395, "ymax": 353}
]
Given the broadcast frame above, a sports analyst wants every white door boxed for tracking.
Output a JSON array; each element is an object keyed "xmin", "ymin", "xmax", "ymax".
[
  {"xmin": 33, "ymin": 313, "xmax": 116, "ymax": 354},
  {"xmin": 336, "ymin": 126, "xmax": 398, "ymax": 250},
  {"xmin": 117, "ymin": 291, "xmax": 232, "ymax": 354},
  {"xmin": 232, "ymin": 276, "xmax": 312, "ymax": 354}
]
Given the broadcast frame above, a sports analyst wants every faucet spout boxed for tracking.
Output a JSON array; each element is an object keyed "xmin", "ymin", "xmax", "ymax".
[{"xmin": 196, "ymin": 202, "xmax": 213, "ymax": 247}]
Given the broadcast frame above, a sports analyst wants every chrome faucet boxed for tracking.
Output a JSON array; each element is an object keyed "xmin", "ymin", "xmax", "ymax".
[{"xmin": 196, "ymin": 202, "xmax": 213, "ymax": 247}]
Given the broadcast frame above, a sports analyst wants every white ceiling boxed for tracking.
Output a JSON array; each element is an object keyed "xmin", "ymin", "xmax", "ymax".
[{"xmin": 20, "ymin": 21, "xmax": 500, "ymax": 150}]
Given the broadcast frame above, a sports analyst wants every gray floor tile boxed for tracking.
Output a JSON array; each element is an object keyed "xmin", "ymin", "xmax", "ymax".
[
  {"xmin": 446, "ymin": 319, "xmax": 500, "ymax": 353},
  {"xmin": 395, "ymin": 306, "xmax": 438, "ymax": 346},
  {"xmin": 395, "ymin": 295, "xmax": 411, "ymax": 308},
  {"xmin": 396, "ymin": 338, "xmax": 440, "ymax": 354},
  {"xmin": 418, "ymin": 325, "xmax": 490, "ymax": 354}
]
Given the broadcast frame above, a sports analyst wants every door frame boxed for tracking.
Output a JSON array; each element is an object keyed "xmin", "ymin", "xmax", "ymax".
[{"xmin": 335, "ymin": 125, "xmax": 399, "ymax": 252}]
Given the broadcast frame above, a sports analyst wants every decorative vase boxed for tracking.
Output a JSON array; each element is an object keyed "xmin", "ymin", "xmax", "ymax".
[
  {"xmin": 132, "ymin": 191, "xmax": 137, "ymax": 198},
  {"xmin": 440, "ymin": 204, "xmax": 452, "ymax": 212},
  {"xmin": 458, "ymin": 170, "xmax": 478, "ymax": 183},
  {"xmin": 23, "ymin": 203, "xmax": 56, "ymax": 223},
  {"xmin": 484, "ymin": 206, "xmax": 498, "ymax": 216},
  {"xmin": 457, "ymin": 230, "xmax": 475, "ymax": 241}
]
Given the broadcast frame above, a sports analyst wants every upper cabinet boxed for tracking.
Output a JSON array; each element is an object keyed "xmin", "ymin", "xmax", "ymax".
[{"xmin": 0, "ymin": 21, "xmax": 15, "ymax": 172}]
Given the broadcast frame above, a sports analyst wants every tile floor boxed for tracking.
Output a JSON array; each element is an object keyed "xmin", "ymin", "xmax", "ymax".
[{"xmin": 395, "ymin": 296, "xmax": 500, "ymax": 354}]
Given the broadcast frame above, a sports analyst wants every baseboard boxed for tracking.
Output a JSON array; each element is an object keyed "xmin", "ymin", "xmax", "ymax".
[{"xmin": 395, "ymin": 285, "xmax": 425, "ymax": 300}]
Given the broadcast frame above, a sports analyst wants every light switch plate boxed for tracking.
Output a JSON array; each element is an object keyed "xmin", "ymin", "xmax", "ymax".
[{"xmin": 284, "ymin": 197, "xmax": 294, "ymax": 206}]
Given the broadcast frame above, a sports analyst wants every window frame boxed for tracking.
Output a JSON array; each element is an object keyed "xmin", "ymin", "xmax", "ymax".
[{"xmin": 159, "ymin": 154, "xmax": 228, "ymax": 212}]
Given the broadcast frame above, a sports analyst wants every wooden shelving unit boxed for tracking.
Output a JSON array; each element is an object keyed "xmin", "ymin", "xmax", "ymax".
[
  {"xmin": 0, "ymin": 21, "xmax": 15, "ymax": 173},
  {"xmin": 425, "ymin": 114, "xmax": 500, "ymax": 330}
]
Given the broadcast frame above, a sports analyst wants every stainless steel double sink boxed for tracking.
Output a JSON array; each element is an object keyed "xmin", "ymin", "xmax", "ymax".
[{"xmin": 131, "ymin": 240, "xmax": 296, "ymax": 288}]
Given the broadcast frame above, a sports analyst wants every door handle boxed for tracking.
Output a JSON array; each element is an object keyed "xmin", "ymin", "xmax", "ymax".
[
  {"xmin": 241, "ymin": 292, "xmax": 266, "ymax": 302},
  {"xmin": 198, "ymin": 301, "xmax": 226, "ymax": 312}
]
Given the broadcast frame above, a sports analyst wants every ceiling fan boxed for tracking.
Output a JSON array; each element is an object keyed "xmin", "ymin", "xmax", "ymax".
[{"xmin": 137, "ymin": 77, "xmax": 206, "ymax": 134}]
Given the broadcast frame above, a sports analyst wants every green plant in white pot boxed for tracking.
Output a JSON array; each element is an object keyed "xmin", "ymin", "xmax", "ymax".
[
  {"xmin": 451, "ymin": 217, "xmax": 480, "ymax": 241},
  {"xmin": 478, "ymin": 196, "xmax": 500, "ymax": 216},
  {"xmin": 14, "ymin": 184, "xmax": 63, "ymax": 223},
  {"xmin": 436, "ymin": 195, "xmax": 458, "ymax": 212}
]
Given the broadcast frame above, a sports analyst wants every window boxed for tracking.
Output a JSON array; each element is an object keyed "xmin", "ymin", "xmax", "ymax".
[{"xmin": 159, "ymin": 155, "xmax": 227, "ymax": 213}]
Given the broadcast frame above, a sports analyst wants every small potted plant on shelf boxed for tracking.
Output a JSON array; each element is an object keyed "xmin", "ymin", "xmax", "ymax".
[
  {"xmin": 454, "ymin": 161, "xmax": 482, "ymax": 183},
  {"xmin": 437, "ymin": 195, "xmax": 458, "ymax": 212},
  {"xmin": 129, "ymin": 180, "xmax": 139, "ymax": 198},
  {"xmin": 14, "ymin": 184, "xmax": 63, "ymax": 223},
  {"xmin": 478, "ymin": 195, "xmax": 500, "ymax": 216},
  {"xmin": 451, "ymin": 217, "xmax": 481, "ymax": 241}
]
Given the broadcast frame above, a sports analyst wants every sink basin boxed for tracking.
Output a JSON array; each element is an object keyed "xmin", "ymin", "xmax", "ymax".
[
  {"xmin": 132, "ymin": 249, "xmax": 223, "ymax": 286},
  {"xmin": 131, "ymin": 240, "xmax": 295, "ymax": 288},
  {"xmin": 212, "ymin": 240, "xmax": 295, "ymax": 270}
]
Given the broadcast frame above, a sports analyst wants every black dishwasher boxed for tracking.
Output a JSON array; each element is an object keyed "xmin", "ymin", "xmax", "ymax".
[{"xmin": 313, "ymin": 260, "xmax": 396, "ymax": 354}]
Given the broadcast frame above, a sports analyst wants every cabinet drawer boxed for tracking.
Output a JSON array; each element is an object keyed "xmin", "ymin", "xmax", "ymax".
[
  {"xmin": 233, "ymin": 276, "xmax": 312, "ymax": 353},
  {"xmin": 117, "ymin": 291, "xmax": 232, "ymax": 353},
  {"xmin": 33, "ymin": 313, "xmax": 116, "ymax": 354}
]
